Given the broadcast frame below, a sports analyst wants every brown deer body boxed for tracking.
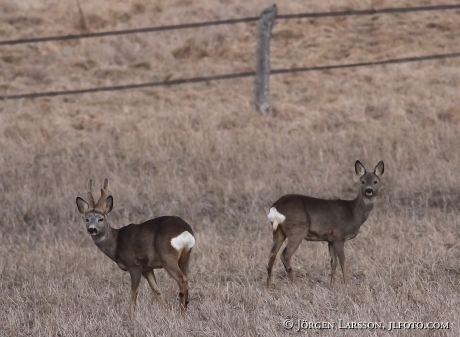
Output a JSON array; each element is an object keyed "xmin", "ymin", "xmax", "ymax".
[
  {"xmin": 266, "ymin": 160, "xmax": 384, "ymax": 289},
  {"xmin": 76, "ymin": 179, "xmax": 195, "ymax": 315}
]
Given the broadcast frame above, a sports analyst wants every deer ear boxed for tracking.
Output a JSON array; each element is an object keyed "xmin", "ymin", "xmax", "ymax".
[
  {"xmin": 374, "ymin": 161, "xmax": 384, "ymax": 176},
  {"xmin": 102, "ymin": 196, "xmax": 113, "ymax": 214},
  {"xmin": 355, "ymin": 160, "xmax": 366, "ymax": 177},
  {"xmin": 76, "ymin": 197, "xmax": 90, "ymax": 214}
]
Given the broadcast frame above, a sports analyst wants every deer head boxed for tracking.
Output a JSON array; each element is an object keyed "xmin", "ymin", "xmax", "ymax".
[
  {"xmin": 76, "ymin": 178, "xmax": 113, "ymax": 237},
  {"xmin": 355, "ymin": 160, "xmax": 384, "ymax": 199}
]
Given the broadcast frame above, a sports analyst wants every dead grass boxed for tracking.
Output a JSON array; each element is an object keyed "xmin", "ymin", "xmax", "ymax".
[{"xmin": 0, "ymin": 0, "xmax": 459, "ymax": 336}]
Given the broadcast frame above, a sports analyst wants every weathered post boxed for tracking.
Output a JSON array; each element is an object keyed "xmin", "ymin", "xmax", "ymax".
[{"xmin": 254, "ymin": 4, "xmax": 277, "ymax": 116}]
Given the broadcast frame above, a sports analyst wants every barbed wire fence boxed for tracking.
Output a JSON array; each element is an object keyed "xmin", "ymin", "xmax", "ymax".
[{"xmin": 1, "ymin": 3, "xmax": 460, "ymax": 112}]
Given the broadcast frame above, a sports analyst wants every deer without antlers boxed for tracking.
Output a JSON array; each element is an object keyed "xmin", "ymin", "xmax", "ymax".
[
  {"xmin": 266, "ymin": 160, "xmax": 384, "ymax": 289},
  {"xmin": 76, "ymin": 179, "xmax": 195, "ymax": 315}
]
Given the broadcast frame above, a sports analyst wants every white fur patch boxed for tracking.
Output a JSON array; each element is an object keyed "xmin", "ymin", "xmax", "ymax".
[
  {"xmin": 171, "ymin": 231, "xmax": 195, "ymax": 250},
  {"xmin": 267, "ymin": 207, "xmax": 286, "ymax": 231}
]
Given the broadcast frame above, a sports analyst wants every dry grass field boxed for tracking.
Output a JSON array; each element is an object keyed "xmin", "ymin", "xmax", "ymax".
[{"xmin": 1, "ymin": 0, "xmax": 460, "ymax": 336}]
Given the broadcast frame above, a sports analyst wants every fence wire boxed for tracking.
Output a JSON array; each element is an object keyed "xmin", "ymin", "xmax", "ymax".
[
  {"xmin": 3, "ymin": 52, "xmax": 460, "ymax": 100},
  {"xmin": 1, "ymin": 4, "xmax": 459, "ymax": 99},
  {"xmin": 0, "ymin": 4, "xmax": 459, "ymax": 46}
]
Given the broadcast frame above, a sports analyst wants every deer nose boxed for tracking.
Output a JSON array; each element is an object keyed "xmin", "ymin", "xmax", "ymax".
[
  {"xmin": 88, "ymin": 227, "xmax": 98, "ymax": 234},
  {"xmin": 365, "ymin": 188, "xmax": 373, "ymax": 195}
]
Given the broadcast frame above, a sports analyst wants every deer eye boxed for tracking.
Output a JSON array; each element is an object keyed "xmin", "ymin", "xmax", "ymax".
[
  {"xmin": 85, "ymin": 218, "xmax": 89, "ymax": 222},
  {"xmin": 374, "ymin": 180, "xmax": 378, "ymax": 184},
  {"xmin": 361, "ymin": 180, "xmax": 365, "ymax": 184},
  {"xmin": 98, "ymin": 218, "xmax": 104, "ymax": 222}
]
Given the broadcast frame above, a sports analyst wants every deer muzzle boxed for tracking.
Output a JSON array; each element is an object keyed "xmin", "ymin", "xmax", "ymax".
[
  {"xmin": 88, "ymin": 227, "xmax": 98, "ymax": 235},
  {"xmin": 365, "ymin": 188, "xmax": 374, "ymax": 196}
]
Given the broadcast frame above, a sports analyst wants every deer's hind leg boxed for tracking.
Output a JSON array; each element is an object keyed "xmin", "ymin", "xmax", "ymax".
[
  {"xmin": 266, "ymin": 228, "xmax": 286, "ymax": 289},
  {"xmin": 143, "ymin": 270, "xmax": 166, "ymax": 308},
  {"xmin": 178, "ymin": 248, "xmax": 192, "ymax": 307},
  {"xmin": 163, "ymin": 262, "xmax": 189, "ymax": 314},
  {"xmin": 280, "ymin": 223, "xmax": 309, "ymax": 284}
]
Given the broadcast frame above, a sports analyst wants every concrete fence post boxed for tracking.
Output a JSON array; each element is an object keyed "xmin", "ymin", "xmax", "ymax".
[{"xmin": 254, "ymin": 4, "xmax": 277, "ymax": 116}]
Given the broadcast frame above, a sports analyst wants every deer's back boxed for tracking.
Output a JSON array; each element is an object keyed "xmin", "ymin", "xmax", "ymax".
[
  {"xmin": 273, "ymin": 194, "xmax": 355, "ymax": 239},
  {"xmin": 115, "ymin": 216, "xmax": 193, "ymax": 271}
]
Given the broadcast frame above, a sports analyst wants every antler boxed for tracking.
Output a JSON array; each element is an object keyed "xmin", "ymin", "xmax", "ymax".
[
  {"xmin": 95, "ymin": 178, "xmax": 109, "ymax": 212},
  {"xmin": 86, "ymin": 178, "xmax": 96, "ymax": 208}
]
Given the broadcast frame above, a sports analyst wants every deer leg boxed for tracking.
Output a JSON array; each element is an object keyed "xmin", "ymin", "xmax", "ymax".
[
  {"xmin": 328, "ymin": 242, "xmax": 338, "ymax": 288},
  {"xmin": 266, "ymin": 228, "xmax": 286, "ymax": 289},
  {"xmin": 143, "ymin": 271, "xmax": 166, "ymax": 308},
  {"xmin": 178, "ymin": 249, "xmax": 192, "ymax": 307},
  {"xmin": 333, "ymin": 240, "xmax": 347, "ymax": 284},
  {"xmin": 163, "ymin": 263, "xmax": 189, "ymax": 314},
  {"xmin": 280, "ymin": 235, "xmax": 304, "ymax": 284},
  {"xmin": 129, "ymin": 269, "xmax": 142, "ymax": 318}
]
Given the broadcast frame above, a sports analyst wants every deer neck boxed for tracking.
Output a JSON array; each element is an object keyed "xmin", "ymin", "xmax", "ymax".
[
  {"xmin": 352, "ymin": 191, "xmax": 375, "ymax": 226},
  {"xmin": 92, "ymin": 224, "xmax": 119, "ymax": 262}
]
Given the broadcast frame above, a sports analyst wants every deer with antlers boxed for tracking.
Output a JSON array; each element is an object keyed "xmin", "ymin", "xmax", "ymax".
[
  {"xmin": 76, "ymin": 179, "xmax": 195, "ymax": 315},
  {"xmin": 266, "ymin": 160, "xmax": 384, "ymax": 289}
]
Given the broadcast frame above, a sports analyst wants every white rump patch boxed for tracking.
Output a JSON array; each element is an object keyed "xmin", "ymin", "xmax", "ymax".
[
  {"xmin": 267, "ymin": 207, "xmax": 286, "ymax": 231},
  {"xmin": 171, "ymin": 231, "xmax": 196, "ymax": 250}
]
